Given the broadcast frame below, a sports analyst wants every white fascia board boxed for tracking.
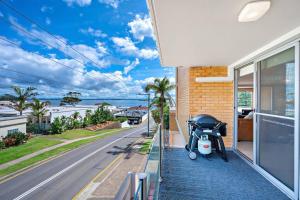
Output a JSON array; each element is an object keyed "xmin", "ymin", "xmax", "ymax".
[
  {"xmin": 229, "ymin": 26, "xmax": 300, "ymax": 68},
  {"xmin": 146, "ymin": 0, "xmax": 165, "ymax": 66}
]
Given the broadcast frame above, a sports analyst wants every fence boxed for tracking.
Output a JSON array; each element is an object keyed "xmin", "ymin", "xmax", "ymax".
[{"xmin": 115, "ymin": 124, "xmax": 165, "ymax": 200}]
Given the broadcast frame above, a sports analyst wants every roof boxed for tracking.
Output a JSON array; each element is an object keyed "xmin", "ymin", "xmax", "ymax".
[
  {"xmin": 127, "ymin": 106, "xmax": 148, "ymax": 111},
  {"xmin": 147, "ymin": 0, "xmax": 300, "ymax": 67},
  {"xmin": 0, "ymin": 116, "xmax": 27, "ymax": 122}
]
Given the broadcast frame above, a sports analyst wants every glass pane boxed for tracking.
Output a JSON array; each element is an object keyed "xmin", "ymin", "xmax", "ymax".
[
  {"xmin": 259, "ymin": 47, "xmax": 295, "ymax": 117},
  {"xmin": 257, "ymin": 115, "xmax": 294, "ymax": 189},
  {"xmin": 238, "ymin": 91, "xmax": 253, "ymax": 108}
]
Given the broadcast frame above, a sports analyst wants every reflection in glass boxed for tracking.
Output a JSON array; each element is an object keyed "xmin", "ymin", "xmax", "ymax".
[
  {"xmin": 258, "ymin": 115, "xmax": 294, "ymax": 189},
  {"xmin": 259, "ymin": 47, "xmax": 295, "ymax": 117}
]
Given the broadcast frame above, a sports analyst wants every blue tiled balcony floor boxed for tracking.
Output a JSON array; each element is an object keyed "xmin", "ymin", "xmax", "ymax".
[{"xmin": 159, "ymin": 148, "xmax": 289, "ymax": 200}]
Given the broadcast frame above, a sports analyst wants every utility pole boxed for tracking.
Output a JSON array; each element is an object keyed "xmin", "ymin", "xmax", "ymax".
[
  {"xmin": 138, "ymin": 93, "xmax": 150, "ymax": 137},
  {"xmin": 147, "ymin": 93, "xmax": 150, "ymax": 137}
]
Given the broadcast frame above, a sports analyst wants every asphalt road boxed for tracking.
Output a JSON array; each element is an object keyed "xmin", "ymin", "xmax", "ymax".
[{"xmin": 0, "ymin": 122, "xmax": 149, "ymax": 200}]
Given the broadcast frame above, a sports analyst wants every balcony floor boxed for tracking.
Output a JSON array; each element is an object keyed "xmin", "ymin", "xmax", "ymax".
[{"xmin": 159, "ymin": 148, "xmax": 289, "ymax": 200}]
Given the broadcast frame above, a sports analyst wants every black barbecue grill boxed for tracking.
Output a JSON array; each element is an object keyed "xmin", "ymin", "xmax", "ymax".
[{"xmin": 185, "ymin": 114, "xmax": 228, "ymax": 161}]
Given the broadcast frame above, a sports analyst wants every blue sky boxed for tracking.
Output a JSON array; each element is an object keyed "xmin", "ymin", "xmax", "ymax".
[{"xmin": 0, "ymin": 0, "xmax": 175, "ymax": 98}]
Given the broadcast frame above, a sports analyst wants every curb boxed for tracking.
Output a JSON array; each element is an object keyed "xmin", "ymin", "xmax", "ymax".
[
  {"xmin": 0, "ymin": 129, "xmax": 124, "ymax": 184},
  {"xmin": 72, "ymin": 154, "xmax": 123, "ymax": 200},
  {"xmin": 72, "ymin": 137, "xmax": 145, "ymax": 200}
]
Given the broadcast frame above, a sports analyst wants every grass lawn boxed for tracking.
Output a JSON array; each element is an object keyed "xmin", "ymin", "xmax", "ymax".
[
  {"xmin": 139, "ymin": 139, "xmax": 153, "ymax": 154},
  {"xmin": 0, "ymin": 137, "xmax": 62, "ymax": 165},
  {"xmin": 0, "ymin": 128, "xmax": 123, "ymax": 177},
  {"xmin": 44, "ymin": 128, "xmax": 123, "ymax": 140}
]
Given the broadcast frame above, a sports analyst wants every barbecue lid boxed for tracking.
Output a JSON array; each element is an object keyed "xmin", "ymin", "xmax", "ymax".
[{"xmin": 190, "ymin": 114, "xmax": 220, "ymax": 128}]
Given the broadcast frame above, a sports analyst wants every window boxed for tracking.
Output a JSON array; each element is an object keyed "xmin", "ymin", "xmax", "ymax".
[
  {"xmin": 238, "ymin": 91, "xmax": 252, "ymax": 108},
  {"xmin": 8, "ymin": 128, "xmax": 19, "ymax": 134}
]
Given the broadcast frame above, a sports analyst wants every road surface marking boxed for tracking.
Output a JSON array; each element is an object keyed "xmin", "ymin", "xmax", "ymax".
[
  {"xmin": 73, "ymin": 137, "xmax": 144, "ymax": 200},
  {"xmin": 13, "ymin": 127, "xmax": 146, "ymax": 200},
  {"xmin": 0, "ymin": 129, "xmax": 124, "ymax": 184},
  {"xmin": 72, "ymin": 154, "xmax": 123, "ymax": 200}
]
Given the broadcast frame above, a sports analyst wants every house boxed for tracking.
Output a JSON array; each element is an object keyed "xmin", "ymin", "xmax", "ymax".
[
  {"xmin": 114, "ymin": 106, "xmax": 148, "ymax": 125},
  {"xmin": 147, "ymin": 0, "xmax": 300, "ymax": 199},
  {"xmin": 0, "ymin": 105, "xmax": 99, "ymax": 128},
  {"xmin": 0, "ymin": 101, "xmax": 14, "ymax": 107},
  {"xmin": 0, "ymin": 116, "xmax": 27, "ymax": 138}
]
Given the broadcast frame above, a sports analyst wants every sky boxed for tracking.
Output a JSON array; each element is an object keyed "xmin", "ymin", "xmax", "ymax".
[{"xmin": 0, "ymin": 0, "xmax": 175, "ymax": 98}]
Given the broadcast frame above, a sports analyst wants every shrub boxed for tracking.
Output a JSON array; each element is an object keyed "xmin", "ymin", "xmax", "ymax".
[
  {"xmin": 115, "ymin": 117, "xmax": 128, "ymax": 123},
  {"xmin": 0, "ymin": 140, "xmax": 5, "ymax": 149},
  {"xmin": 26, "ymin": 123, "xmax": 39, "ymax": 134},
  {"xmin": 82, "ymin": 116, "xmax": 90, "ymax": 128},
  {"xmin": 73, "ymin": 120, "xmax": 82, "ymax": 129},
  {"xmin": 3, "ymin": 137, "xmax": 16, "ymax": 147},
  {"xmin": 4, "ymin": 131, "xmax": 27, "ymax": 147},
  {"xmin": 91, "ymin": 106, "xmax": 113, "ymax": 125},
  {"xmin": 151, "ymin": 105, "xmax": 170, "ymax": 129},
  {"xmin": 50, "ymin": 117, "xmax": 64, "ymax": 134}
]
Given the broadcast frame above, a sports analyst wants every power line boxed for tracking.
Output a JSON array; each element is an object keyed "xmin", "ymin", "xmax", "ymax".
[
  {"xmin": 0, "ymin": 16, "xmax": 88, "ymax": 69},
  {"xmin": 0, "ymin": 0, "xmax": 127, "ymax": 84},
  {"xmin": 0, "ymin": 37, "xmax": 130, "ymax": 92},
  {"xmin": 0, "ymin": 66, "xmax": 133, "ymax": 96},
  {"xmin": 0, "ymin": 74, "xmax": 63, "ymax": 96},
  {"xmin": 0, "ymin": 0, "xmax": 106, "ymax": 69},
  {"xmin": 0, "ymin": 37, "xmax": 84, "ymax": 73},
  {"xmin": 0, "ymin": 66, "xmax": 65, "ymax": 86}
]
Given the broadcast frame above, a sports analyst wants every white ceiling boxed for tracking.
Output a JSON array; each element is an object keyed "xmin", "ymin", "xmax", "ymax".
[{"xmin": 149, "ymin": 0, "xmax": 300, "ymax": 67}]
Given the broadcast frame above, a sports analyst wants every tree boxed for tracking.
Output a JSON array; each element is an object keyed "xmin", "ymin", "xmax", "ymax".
[
  {"xmin": 30, "ymin": 99, "xmax": 50, "ymax": 134},
  {"xmin": 11, "ymin": 86, "xmax": 37, "ymax": 115},
  {"xmin": 96, "ymin": 102, "xmax": 111, "ymax": 107},
  {"xmin": 145, "ymin": 77, "xmax": 175, "ymax": 131},
  {"xmin": 0, "ymin": 94, "xmax": 17, "ymax": 101},
  {"xmin": 83, "ymin": 109, "xmax": 92, "ymax": 127},
  {"xmin": 50, "ymin": 117, "xmax": 64, "ymax": 134},
  {"xmin": 71, "ymin": 111, "xmax": 82, "ymax": 128},
  {"xmin": 61, "ymin": 91, "xmax": 81, "ymax": 106},
  {"xmin": 91, "ymin": 106, "xmax": 113, "ymax": 125}
]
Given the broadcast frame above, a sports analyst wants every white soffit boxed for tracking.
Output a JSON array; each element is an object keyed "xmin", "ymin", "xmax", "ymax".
[{"xmin": 148, "ymin": 0, "xmax": 300, "ymax": 67}]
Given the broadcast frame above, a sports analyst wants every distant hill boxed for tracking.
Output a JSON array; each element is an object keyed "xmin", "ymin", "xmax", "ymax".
[{"xmin": 0, "ymin": 94, "xmax": 17, "ymax": 101}]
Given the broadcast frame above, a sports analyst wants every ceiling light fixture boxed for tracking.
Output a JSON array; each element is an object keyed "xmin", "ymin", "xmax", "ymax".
[{"xmin": 238, "ymin": 1, "xmax": 271, "ymax": 22}]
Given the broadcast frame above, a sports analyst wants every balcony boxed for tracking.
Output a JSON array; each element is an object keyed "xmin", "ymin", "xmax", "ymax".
[{"xmin": 159, "ymin": 147, "xmax": 289, "ymax": 200}]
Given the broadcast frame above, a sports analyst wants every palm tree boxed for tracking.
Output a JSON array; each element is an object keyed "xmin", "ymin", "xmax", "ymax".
[
  {"xmin": 30, "ymin": 99, "xmax": 50, "ymax": 133},
  {"xmin": 145, "ymin": 77, "xmax": 175, "ymax": 131},
  {"xmin": 11, "ymin": 86, "xmax": 37, "ymax": 115}
]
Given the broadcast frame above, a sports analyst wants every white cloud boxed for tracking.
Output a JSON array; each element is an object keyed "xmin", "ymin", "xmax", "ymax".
[
  {"xmin": 112, "ymin": 37, "xmax": 158, "ymax": 59},
  {"xmin": 9, "ymin": 17, "xmax": 110, "ymax": 68},
  {"xmin": 124, "ymin": 58, "xmax": 139, "ymax": 74},
  {"xmin": 128, "ymin": 15, "xmax": 154, "ymax": 41},
  {"xmin": 0, "ymin": 12, "xmax": 4, "ymax": 18},
  {"xmin": 79, "ymin": 27, "xmax": 107, "ymax": 38},
  {"xmin": 45, "ymin": 18, "xmax": 51, "ymax": 25},
  {"xmin": 63, "ymin": 0, "xmax": 92, "ymax": 7},
  {"xmin": 41, "ymin": 6, "xmax": 53, "ymax": 13},
  {"xmin": 0, "ymin": 37, "xmax": 144, "ymax": 98},
  {"xmin": 98, "ymin": 0, "xmax": 119, "ymax": 9}
]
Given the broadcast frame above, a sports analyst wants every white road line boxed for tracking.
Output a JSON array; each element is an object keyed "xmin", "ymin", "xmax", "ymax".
[{"xmin": 13, "ymin": 127, "xmax": 146, "ymax": 200}]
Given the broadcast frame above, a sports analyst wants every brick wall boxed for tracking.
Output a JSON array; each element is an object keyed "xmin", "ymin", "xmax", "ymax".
[{"xmin": 176, "ymin": 66, "xmax": 234, "ymax": 147}]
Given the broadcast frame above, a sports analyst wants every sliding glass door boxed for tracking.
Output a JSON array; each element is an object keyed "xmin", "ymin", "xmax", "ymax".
[{"xmin": 256, "ymin": 47, "xmax": 295, "ymax": 190}]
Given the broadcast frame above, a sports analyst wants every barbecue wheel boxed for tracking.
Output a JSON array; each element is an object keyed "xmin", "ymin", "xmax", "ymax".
[{"xmin": 188, "ymin": 152, "xmax": 197, "ymax": 160}]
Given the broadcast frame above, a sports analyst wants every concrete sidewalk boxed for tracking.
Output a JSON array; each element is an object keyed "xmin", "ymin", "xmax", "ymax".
[
  {"xmin": 0, "ymin": 129, "xmax": 121, "ymax": 170},
  {"xmin": 74, "ymin": 139, "xmax": 148, "ymax": 200}
]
